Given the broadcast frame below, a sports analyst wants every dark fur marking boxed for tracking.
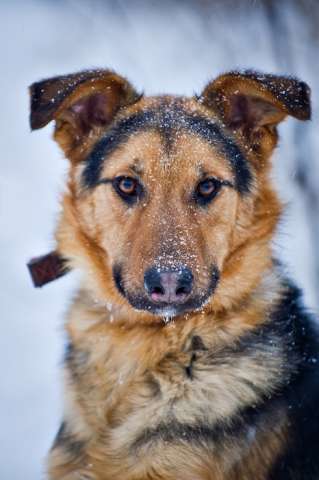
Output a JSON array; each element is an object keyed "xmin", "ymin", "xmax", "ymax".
[
  {"xmin": 145, "ymin": 372, "xmax": 162, "ymax": 397},
  {"xmin": 82, "ymin": 102, "xmax": 251, "ymax": 194},
  {"xmin": 83, "ymin": 109, "xmax": 155, "ymax": 188},
  {"xmin": 133, "ymin": 403, "xmax": 282, "ymax": 452},
  {"xmin": 64, "ymin": 342, "xmax": 90, "ymax": 382},
  {"xmin": 51, "ymin": 421, "xmax": 86, "ymax": 459},
  {"xmin": 185, "ymin": 353, "xmax": 197, "ymax": 379},
  {"xmin": 133, "ymin": 420, "xmax": 225, "ymax": 449},
  {"xmin": 29, "ymin": 69, "xmax": 141, "ymax": 130},
  {"xmin": 190, "ymin": 335, "xmax": 207, "ymax": 351},
  {"xmin": 112, "ymin": 264, "xmax": 126, "ymax": 297},
  {"xmin": 267, "ymin": 281, "xmax": 319, "ymax": 479},
  {"xmin": 30, "ymin": 73, "xmax": 94, "ymax": 130},
  {"xmin": 232, "ymin": 70, "xmax": 311, "ymax": 121},
  {"xmin": 52, "ymin": 420, "xmax": 67, "ymax": 448}
]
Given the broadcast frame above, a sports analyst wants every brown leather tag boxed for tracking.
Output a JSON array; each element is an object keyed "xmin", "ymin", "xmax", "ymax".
[{"xmin": 27, "ymin": 251, "xmax": 70, "ymax": 287}]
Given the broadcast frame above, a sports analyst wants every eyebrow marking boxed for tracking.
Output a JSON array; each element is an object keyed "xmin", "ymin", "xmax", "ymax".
[
  {"xmin": 83, "ymin": 109, "xmax": 155, "ymax": 188},
  {"xmin": 198, "ymin": 169, "xmax": 235, "ymax": 189},
  {"xmin": 130, "ymin": 163, "xmax": 144, "ymax": 175},
  {"xmin": 82, "ymin": 102, "xmax": 252, "ymax": 193}
]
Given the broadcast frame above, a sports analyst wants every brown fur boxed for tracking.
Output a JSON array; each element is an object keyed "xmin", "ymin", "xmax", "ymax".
[{"xmin": 29, "ymin": 69, "xmax": 311, "ymax": 479}]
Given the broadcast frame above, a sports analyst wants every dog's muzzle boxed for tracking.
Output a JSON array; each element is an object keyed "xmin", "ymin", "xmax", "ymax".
[{"xmin": 113, "ymin": 264, "xmax": 219, "ymax": 317}]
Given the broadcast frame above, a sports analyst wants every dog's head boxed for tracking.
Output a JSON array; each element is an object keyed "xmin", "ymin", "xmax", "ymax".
[{"xmin": 30, "ymin": 69, "xmax": 310, "ymax": 322}]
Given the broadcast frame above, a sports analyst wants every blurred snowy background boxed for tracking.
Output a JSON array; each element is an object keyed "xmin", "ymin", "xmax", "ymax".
[{"xmin": 1, "ymin": 0, "xmax": 319, "ymax": 478}]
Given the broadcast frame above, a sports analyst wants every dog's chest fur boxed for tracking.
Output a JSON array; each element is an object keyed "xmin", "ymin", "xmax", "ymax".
[{"xmin": 60, "ymin": 297, "xmax": 288, "ymax": 479}]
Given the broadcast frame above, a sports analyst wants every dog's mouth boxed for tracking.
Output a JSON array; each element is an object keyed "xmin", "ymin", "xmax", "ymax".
[{"xmin": 113, "ymin": 265, "xmax": 219, "ymax": 317}]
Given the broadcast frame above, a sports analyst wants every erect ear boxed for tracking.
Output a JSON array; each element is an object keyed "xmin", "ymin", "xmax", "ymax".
[
  {"xmin": 29, "ymin": 69, "xmax": 140, "ymax": 154},
  {"xmin": 199, "ymin": 70, "xmax": 311, "ymax": 144}
]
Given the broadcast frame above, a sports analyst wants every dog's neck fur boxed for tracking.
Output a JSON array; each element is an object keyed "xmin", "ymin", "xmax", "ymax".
[
  {"xmin": 58, "ymin": 263, "xmax": 293, "ymax": 479},
  {"xmin": 65, "ymin": 259, "xmax": 285, "ymax": 408}
]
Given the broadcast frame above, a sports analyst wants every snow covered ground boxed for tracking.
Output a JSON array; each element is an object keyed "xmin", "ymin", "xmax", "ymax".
[{"xmin": 1, "ymin": 1, "xmax": 318, "ymax": 478}]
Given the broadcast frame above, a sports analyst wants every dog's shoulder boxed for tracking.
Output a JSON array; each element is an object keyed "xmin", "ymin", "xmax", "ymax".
[{"xmin": 268, "ymin": 279, "xmax": 319, "ymax": 479}]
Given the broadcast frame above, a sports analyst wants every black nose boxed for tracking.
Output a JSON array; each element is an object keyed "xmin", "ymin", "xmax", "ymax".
[{"xmin": 144, "ymin": 267, "xmax": 193, "ymax": 304}]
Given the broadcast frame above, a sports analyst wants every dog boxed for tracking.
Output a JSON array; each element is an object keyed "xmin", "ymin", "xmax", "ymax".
[{"xmin": 29, "ymin": 68, "xmax": 319, "ymax": 479}]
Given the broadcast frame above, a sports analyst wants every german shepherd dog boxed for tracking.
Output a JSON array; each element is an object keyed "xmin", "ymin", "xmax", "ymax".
[{"xmin": 29, "ymin": 69, "xmax": 319, "ymax": 479}]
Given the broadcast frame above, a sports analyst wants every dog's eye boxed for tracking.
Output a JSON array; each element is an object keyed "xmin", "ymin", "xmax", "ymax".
[
  {"xmin": 118, "ymin": 177, "xmax": 137, "ymax": 195},
  {"xmin": 113, "ymin": 176, "xmax": 142, "ymax": 204},
  {"xmin": 195, "ymin": 178, "xmax": 222, "ymax": 205}
]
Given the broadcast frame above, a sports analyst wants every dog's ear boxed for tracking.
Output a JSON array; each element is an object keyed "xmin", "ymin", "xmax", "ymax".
[
  {"xmin": 29, "ymin": 69, "xmax": 140, "ymax": 154},
  {"xmin": 199, "ymin": 70, "xmax": 311, "ymax": 146}
]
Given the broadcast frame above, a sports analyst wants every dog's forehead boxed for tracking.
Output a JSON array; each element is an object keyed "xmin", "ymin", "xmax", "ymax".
[
  {"xmin": 99, "ymin": 129, "xmax": 232, "ymax": 182},
  {"xmin": 82, "ymin": 96, "xmax": 251, "ymax": 192}
]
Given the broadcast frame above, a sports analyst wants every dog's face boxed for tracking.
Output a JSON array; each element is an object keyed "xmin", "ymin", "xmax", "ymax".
[
  {"xmin": 30, "ymin": 70, "xmax": 310, "ymax": 322},
  {"xmin": 80, "ymin": 100, "xmax": 238, "ymax": 317}
]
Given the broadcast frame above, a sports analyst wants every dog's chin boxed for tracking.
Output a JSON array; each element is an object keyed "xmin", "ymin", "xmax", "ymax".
[
  {"xmin": 153, "ymin": 306, "xmax": 179, "ymax": 318},
  {"xmin": 129, "ymin": 299, "xmax": 188, "ymax": 318},
  {"xmin": 124, "ymin": 293, "xmax": 213, "ymax": 318}
]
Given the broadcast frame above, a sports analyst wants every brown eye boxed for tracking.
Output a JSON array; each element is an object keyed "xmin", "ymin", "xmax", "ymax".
[
  {"xmin": 198, "ymin": 179, "xmax": 216, "ymax": 196},
  {"xmin": 195, "ymin": 178, "xmax": 222, "ymax": 205},
  {"xmin": 113, "ymin": 176, "xmax": 143, "ymax": 205},
  {"xmin": 118, "ymin": 177, "xmax": 137, "ymax": 195}
]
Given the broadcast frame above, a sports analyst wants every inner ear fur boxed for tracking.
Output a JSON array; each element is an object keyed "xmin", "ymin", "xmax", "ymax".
[
  {"xmin": 199, "ymin": 70, "xmax": 311, "ymax": 138},
  {"xmin": 29, "ymin": 69, "xmax": 140, "ymax": 153}
]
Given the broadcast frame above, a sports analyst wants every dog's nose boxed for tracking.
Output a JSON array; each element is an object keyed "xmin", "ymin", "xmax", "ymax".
[{"xmin": 144, "ymin": 267, "xmax": 193, "ymax": 304}]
